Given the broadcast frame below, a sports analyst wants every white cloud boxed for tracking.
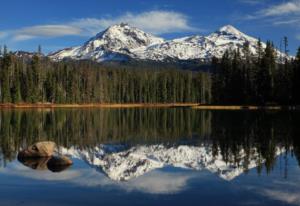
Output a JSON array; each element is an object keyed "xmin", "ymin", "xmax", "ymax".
[
  {"xmin": 0, "ymin": 160, "xmax": 199, "ymax": 195},
  {"xmin": 112, "ymin": 10, "xmax": 197, "ymax": 34},
  {"xmin": 121, "ymin": 171, "xmax": 198, "ymax": 194},
  {"xmin": 259, "ymin": 0, "xmax": 300, "ymax": 17},
  {"xmin": 68, "ymin": 169, "xmax": 198, "ymax": 194},
  {"xmin": 70, "ymin": 11, "xmax": 198, "ymax": 36},
  {"xmin": 5, "ymin": 10, "xmax": 197, "ymax": 42},
  {"xmin": 13, "ymin": 25, "xmax": 83, "ymax": 41},
  {"xmin": 245, "ymin": 0, "xmax": 300, "ymax": 20},
  {"xmin": 262, "ymin": 189, "xmax": 300, "ymax": 205},
  {"xmin": 273, "ymin": 17, "xmax": 300, "ymax": 25},
  {"xmin": 243, "ymin": 0, "xmax": 300, "ymax": 36}
]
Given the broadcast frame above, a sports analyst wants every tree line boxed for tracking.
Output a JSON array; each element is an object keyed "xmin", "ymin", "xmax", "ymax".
[
  {"xmin": 211, "ymin": 40, "xmax": 300, "ymax": 105},
  {"xmin": 0, "ymin": 41, "xmax": 299, "ymax": 105}
]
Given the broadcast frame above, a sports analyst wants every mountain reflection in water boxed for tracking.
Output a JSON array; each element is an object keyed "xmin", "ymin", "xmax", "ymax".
[
  {"xmin": 59, "ymin": 144, "xmax": 284, "ymax": 181},
  {"xmin": 0, "ymin": 109, "xmax": 299, "ymax": 206},
  {"xmin": 0, "ymin": 109, "xmax": 299, "ymax": 179}
]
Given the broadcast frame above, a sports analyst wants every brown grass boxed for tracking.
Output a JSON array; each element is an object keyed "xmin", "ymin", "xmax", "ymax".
[
  {"xmin": 0, "ymin": 103, "xmax": 298, "ymax": 110},
  {"xmin": 192, "ymin": 105, "xmax": 298, "ymax": 110},
  {"xmin": 0, "ymin": 103, "xmax": 199, "ymax": 109}
]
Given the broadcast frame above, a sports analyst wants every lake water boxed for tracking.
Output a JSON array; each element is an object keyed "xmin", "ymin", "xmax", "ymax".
[{"xmin": 0, "ymin": 108, "xmax": 299, "ymax": 206}]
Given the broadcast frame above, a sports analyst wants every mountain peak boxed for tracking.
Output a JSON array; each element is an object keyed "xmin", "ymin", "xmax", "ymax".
[
  {"xmin": 50, "ymin": 23, "xmax": 164, "ymax": 62},
  {"xmin": 106, "ymin": 23, "xmax": 132, "ymax": 31},
  {"xmin": 95, "ymin": 23, "xmax": 164, "ymax": 45},
  {"xmin": 94, "ymin": 23, "xmax": 135, "ymax": 38},
  {"xmin": 218, "ymin": 25, "xmax": 243, "ymax": 36}
]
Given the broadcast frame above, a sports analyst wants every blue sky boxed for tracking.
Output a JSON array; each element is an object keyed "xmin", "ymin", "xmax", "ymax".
[{"xmin": 1, "ymin": 0, "xmax": 300, "ymax": 54}]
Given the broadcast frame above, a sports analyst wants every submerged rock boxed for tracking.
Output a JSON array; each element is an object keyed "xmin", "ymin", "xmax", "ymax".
[
  {"xmin": 17, "ymin": 155, "xmax": 73, "ymax": 173},
  {"xmin": 18, "ymin": 141, "xmax": 56, "ymax": 158},
  {"xmin": 17, "ymin": 156, "xmax": 50, "ymax": 171},
  {"xmin": 47, "ymin": 156, "xmax": 73, "ymax": 172},
  {"xmin": 17, "ymin": 141, "xmax": 73, "ymax": 173}
]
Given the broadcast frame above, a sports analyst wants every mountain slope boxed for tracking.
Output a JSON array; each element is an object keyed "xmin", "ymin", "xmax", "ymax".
[
  {"xmin": 50, "ymin": 23, "xmax": 164, "ymax": 62},
  {"xmin": 49, "ymin": 24, "xmax": 284, "ymax": 62}
]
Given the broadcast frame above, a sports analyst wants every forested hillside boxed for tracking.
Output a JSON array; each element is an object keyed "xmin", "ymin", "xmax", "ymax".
[
  {"xmin": 0, "ymin": 46, "xmax": 211, "ymax": 104},
  {"xmin": 0, "ymin": 42, "xmax": 299, "ymax": 105}
]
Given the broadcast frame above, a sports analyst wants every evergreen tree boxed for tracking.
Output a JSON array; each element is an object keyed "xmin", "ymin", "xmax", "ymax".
[
  {"xmin": 11, "ymin": 62, "xmax": 22, "ymax": 103},
  {"xmin": 255, "ymin": 41, "xmax": 274, "ymax": 104},
  {"xmin": 38, "ymin": 45, "xmax": 42, "ymax": 55},
  {"xmin": 0, "ymin": 52, "xmax": 12, "ymax": 103},
  {"xmin": 230, "ymin": 48, "xmax": 244, "ymax": 104},
  {"xmin": 242, "ymin": 41, "xmax": 255, "ymax": 103},
  {"xmin": 27, "ymin": 55, "xmax": 41, "ymax": 102},
  {"xmin": 274, "ymin": 37, "xmax": 292, "ymax": 104},
  {"xmin": 3, "ymin": 45, "xmax": 8, "ymax": 56},
  {"xmin": 220, "ymin": 50, "xmax": 232, "ymax": 104},
  {"xmin": 293, "ymin": 47, "xmax": 300, "ymax": 105}
]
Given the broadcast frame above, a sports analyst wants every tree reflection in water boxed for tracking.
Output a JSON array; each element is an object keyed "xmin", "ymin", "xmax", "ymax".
[{"xmin": 0, "ymin": 109, "xmax": 299, "ymax": 176}]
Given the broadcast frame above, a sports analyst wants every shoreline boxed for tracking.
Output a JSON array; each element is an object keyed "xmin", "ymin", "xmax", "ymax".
[
  {"xmin": 0, "ymin": 103, "xmax": 299, "ymax": 110},
  {"xmin": 0, "ymin": 103, "xmax": 199, "ymax": 109},
  {"xmin": 191, "ymin": 105, "xmax": 299, "ymax": 110}
]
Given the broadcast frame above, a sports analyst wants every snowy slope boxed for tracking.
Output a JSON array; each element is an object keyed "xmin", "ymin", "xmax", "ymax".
[
  {"xmin": 49, "ymin": 24, "xmax": 285, "ymax": 62},
  {"xmin": 60, "ymin": 144, "xmax": 283, "ymax": 182},
  {"xmin": 207, "ymin": 25, "xmax": 259, "ymax": 54},
  {"xmin": 134, "ymin": 35, "xmax": 215, "ymax": 61},
  {"xmin": 50, "ymin": 23, "xmax": 164, "ymax": 62}
]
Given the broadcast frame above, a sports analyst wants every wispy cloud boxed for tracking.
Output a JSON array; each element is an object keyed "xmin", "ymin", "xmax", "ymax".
[
  {"xmin": 239, "ymin": 0, "xmax": 268, "ymax": 5},
  {"xmin": 71, "ymin": 10, "xmax": 198, "ymax": 35},
  {"xmin": 243, "ymin": 0, "xmax": 300, "ymax": 38},
  {"xmin": 245, "ymin": 0, "xmax": 300, "ymax": 20},
  {"xmin": 262, "ymin": 189, "xmax": 300, "ymax": 205},
  {"xmin": 273, "ymin": 17, "xmax": 300, "ymax": 25},
  {"xmin": 14, "ymin": 25, "xmax": 83, "ymax": 41},
  {"xmin": 3, "ymin": 10, "xmax": 197, "ymax": 42},
  {"xmin": 259, "ymin": 0, "xmax": 300, "ymax": 17}
]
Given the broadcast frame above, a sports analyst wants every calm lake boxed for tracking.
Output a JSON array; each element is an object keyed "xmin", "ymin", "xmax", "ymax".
[{"xmin": 0, "ymin": 108, "xmax": 299, "ymax": 206}]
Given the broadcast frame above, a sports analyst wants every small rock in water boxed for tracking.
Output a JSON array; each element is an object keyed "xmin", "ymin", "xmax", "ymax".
[
  {"xmin": 47, "ymin": 155, "xmax": 73, "ymax": 166},
  {"xmin": 18, "ymin": 156, "xmax": 72, "ymax": 173},
  {"xmin": 18, "ymin": 141, "xmax": 56, "ymax": 158},
  {"xmin": 47, "ymin": 156, "xmax": 73, "ymax": 172},
  {"xmin": 17, "ymin": 156, "xmax": 51, "ymax": 171}
]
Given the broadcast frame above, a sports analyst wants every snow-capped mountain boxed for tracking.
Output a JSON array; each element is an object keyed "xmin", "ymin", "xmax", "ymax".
[
  {"xmin": 50, "ymin": 23, "xmax": 164, "ymax": 62},
  {"xmin": 49, "ymin": 24, "xmax": 282, "ymax": 62},
  {"xmin": 59, "ymin": 144, "xmax": 283, "ymax": 182},
  {"xmin": 206, "ymin": 25, "xmax": 261, "ymax": 58}
]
